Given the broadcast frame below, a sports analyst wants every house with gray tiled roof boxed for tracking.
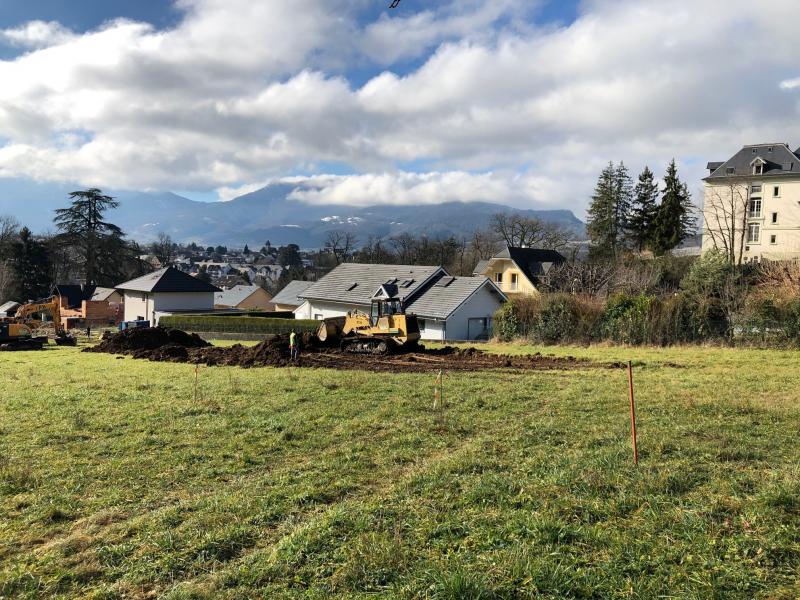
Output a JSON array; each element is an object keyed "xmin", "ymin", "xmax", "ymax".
[
  {"xmin": 293, "ymin": 263, "xmax": 506, "ymax": 340},
  {"xmin": 703, "ymin": 143, "xmax": 800, "ymax": 262}
]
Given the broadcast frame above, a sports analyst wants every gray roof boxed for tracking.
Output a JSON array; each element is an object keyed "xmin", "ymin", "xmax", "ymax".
[
  {"xmin": 116, "ymin": 267, "xmax": 221, "ymax": 293},
  {"xmin": 214, "ymin": 285, "xmax": 264, "ymax": 307},
  {"xmin": 0, "ymin": 301, "xmax": 20, "ymax": 314},
  {"xmin": 91, "ymin": 287, "xmax": 119, "ymax": 302},
  {"xmin": 705, "ymin": 143, "xmax": 800, "ymax": 180},
  {"xmin": 472, "ymin": 260, "xmax": 489, "ymax": 276},
  {"xmin": 299, "ymin": 263, "xmax": 443, "ymax": 305},
  {"xmin": 405, "ymin": 274, "xmax": 506, "ymax": 320},
  {"xmin": 271, "ymin": 280, "xmax": 315, "ymax": 307}
]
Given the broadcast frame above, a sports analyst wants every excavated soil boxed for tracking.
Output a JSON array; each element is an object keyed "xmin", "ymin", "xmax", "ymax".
[{"xmin": 85, "ymin": 327, "xmax": 616, "ymax": 373}]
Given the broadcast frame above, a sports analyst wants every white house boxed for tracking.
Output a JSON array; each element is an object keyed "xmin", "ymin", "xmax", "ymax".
[
  {"xmin": 294, "ymin": 263, "xmax": 506, "ymax": 341},
  {"xmin": 116, "ymin": 267, "xmax": 221, "ymax": 325}
]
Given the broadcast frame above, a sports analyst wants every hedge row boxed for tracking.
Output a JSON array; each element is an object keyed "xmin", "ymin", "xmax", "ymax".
[
  {"xmin": 160, "ymin": 315, "xmax": 319, "ymax": 335},
  {"xmin": 494, "ymin": 292, "xmax": 800, "ymax": 347},
  {"xmin": 189, "ymin": 311, "xmax": 296, "ymax": 319}
]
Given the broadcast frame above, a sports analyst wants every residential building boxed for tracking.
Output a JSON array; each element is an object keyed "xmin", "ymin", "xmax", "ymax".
[
  {"xmin": 116, "ymin": 266, "xmax": 221, "ymax": 325},
  {"xmin": 54, "ymin": 284, "xmax": 119, "ymax": 329},
  {"xmin": 91, "ymin": 287, "xmax": 124, "ymax": 304},
  {"xmin": 473, "ymin": 247, "xmax": 566, "ymax": 295},
  {"xmin": 294, "ymin": 263, "xmax": 506, "ymax": 340},
  {"xmin": 271, "ymin": 280, "xmax": 315, "ymax": 311},
  {"xmin": 0, "ymin": 301, "xmax": 20, "ymax": 318},
  {"xmin": 214, "ymin": 285, "xmax": 275, "ymax": 310},
  {"xmin": 703, "ymin": 143, "xmax": 800, "ymax": 261}
]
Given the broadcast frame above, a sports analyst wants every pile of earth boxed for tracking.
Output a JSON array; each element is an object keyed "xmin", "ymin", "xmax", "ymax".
[
  {"xmin": 86, "ymin": 327, "xmax": 612, "ymax": 372},
  {"xmin": 84, "ymin": 327, "xmax": 210, "ymax": 360}
]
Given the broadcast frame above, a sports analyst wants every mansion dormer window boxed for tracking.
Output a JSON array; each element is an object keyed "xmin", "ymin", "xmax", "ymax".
[{"xmin": 753, "ymin": 163, "xmax": 763, "ymax": 175}]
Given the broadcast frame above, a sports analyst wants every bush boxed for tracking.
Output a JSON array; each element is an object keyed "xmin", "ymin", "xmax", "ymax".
[
  {"xmin": 529, "ymin": 294, "xmax": 600, "ymax": 344},
  {"xmin": 159, "ymin": 315, "xmax": 319, "ymax": 335},
  {"xmin": 598, "ymin": 293, "xmax": 655, "ymax": 345}
]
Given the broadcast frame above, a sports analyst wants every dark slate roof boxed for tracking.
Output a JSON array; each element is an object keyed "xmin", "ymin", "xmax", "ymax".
[
  {"xmin": 405, "ymin": 273, "xmax": 506, "ymax": 320},
  {"xmin": 54, "ymin": 284, "xmax": 96, "ymax": 308},
  {"xmin": 495, "ymin": 247, "xmax": 566, "ymax": 284},
  {"xmin": 271, "ymin": 280, "xmax": 315, "ymax": 307},
  {"xmin": 299, "ymin": 263, "xmax": 443, "ymax": 305},
  {"xmin": 705, "ymin": 143, "xmax": 800, "ymax": 180},
  {"xmin": 214, "ymin": 285, "xmax": 264, "ymax": 307},
  {"xmin": 116, "ymin": 267, "xmax": 221, "ymax": 293}
]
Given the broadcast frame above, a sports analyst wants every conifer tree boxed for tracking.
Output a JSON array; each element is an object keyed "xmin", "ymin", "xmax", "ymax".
[
  {"xmin": 586, "ymin": 162, "xmax": 632, "ymax": 258},
  {"xmin": 10, "ymin": 227, "xmax": 52, "ymax": 301},
  {"xmin": 54, "ymin": 188, "xmax": 123, "ymax": 285},
  {"xmin": 652, "ymin": 159, "xmax": 695, "ymax": 255},
  {"xmin": 627, "ymin": 166, "xmax": 660, "ymax": 252}
]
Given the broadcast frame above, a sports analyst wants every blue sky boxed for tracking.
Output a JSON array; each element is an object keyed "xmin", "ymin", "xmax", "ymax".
[{"xmin": 0, "ymin": 0, "xmax": 798, "ymax": 212}]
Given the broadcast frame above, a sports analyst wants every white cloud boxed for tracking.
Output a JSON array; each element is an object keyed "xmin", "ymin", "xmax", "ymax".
[
  {"xmin": 284, "ymin": 170, "xmax": 562, "ymax": 208},
  {"xmin": 0, "ymin": 0, "xmax": 800, "ymax": 218},
  {"xmin": 0, "ymin": 20, "xmax": 74, "ymax": 48},
  {"xmin": 780, "ymin": 78, "xmax": 800, "ymax": 90}
]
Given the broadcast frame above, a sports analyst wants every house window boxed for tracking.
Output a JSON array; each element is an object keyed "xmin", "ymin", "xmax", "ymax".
[
  {"xmin": 726, "ymin": 167, "xmax": 735, "ymax": 175},
  {"xmin": 313, "ymin": 313, "xmax": 323, "ymax": 320},
  {"xmin": 773, "ymin": 186, "xmax": 780, "ymax": 197},
  {"xmin": 750, "ymin": 184, "xmax": 762, "ymax": 194},
  {"xmin": 495, "ymin": 272, "xmax": 502, "ymax": 284},
  {"xmin": 770, "ymin": 234, "xmax": 777, "ymax": 244},
  {"xmin": 747, "ymin": 223, "xmax": 761, "ymax": 243},
  {"xmin": 748, "ymin": 199, "xmax": 761, "ymax": 218},
  {"xmin": 753, "ymin": 163, "xmax": 763, "ymax": 175},
  {"xmin": 772, "ymin": 212, "xmax": 778, "ymax": 224},
  {"xmin": 418, "ymin": 319, "xmax": 426, "ymax": 331},
  {"xmin": 510, "ymin": 273, "xmax": 518, "ymax": 291}
]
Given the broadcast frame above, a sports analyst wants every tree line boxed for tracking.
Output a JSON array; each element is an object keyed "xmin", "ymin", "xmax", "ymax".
[
  {"xmin": 0, "ymin": 189, "xmax": 148, "ymax": 303},
  {"xmin": 586, "ymin": 159, "xmax": 695, "ymax": 258}
]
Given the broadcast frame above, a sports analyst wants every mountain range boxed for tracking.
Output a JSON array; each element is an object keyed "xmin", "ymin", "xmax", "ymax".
[{"xmin": 0, "ymin": 178, "xmax": 584, "ymax": 249}]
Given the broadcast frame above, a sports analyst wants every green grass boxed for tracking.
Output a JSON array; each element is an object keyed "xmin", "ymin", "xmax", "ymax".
[{"xmin": 1, "ymin": 342, "xmax": 799, "ymax": 599}]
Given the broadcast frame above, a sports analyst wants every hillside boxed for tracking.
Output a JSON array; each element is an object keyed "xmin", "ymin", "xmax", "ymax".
[{"xmin": 0, "ymin": 179, "xmax": 584, "ymax": 248}]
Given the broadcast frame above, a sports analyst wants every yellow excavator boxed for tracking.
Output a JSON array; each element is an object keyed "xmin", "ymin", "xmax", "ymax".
[
  {"xmin": 0, "ymin": 297, "xmax": 77, "ymax": 350},
  {"xmin": 316, "ymin": 293, "xmax": 420, "ymax": 354}
]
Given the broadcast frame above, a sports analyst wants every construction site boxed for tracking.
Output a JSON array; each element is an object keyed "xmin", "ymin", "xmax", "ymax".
[{"xmin": 83, "ymin": 326, "xmax": 611, "ymax": 373}]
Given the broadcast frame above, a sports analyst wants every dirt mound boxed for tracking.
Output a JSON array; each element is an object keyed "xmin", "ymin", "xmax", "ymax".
[
  {"xmin": 84, "ymin": 327, "xmax": 210, "ymax": 355},
  {"xmin": 86, "ymin": 328, "xmax": 610, "ymax": 372}
]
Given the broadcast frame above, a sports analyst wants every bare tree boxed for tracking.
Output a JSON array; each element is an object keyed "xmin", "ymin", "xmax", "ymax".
[
  {"xmin": 543, "ymin": 260, "xmax": 618, "ymax": 297},
  {"xmin": 151, "ymin": 232, "xmax": 175, "ymax": 266},
  {"xmin": 325, "ymin": 230, "xmax": 358, "ymax": 265},
  {"xmin": 389, "ymin": 232, "xmax": 418, "ymax": 264},
  {"xmin": 0, "ymin": 215, "xmax": 19, "ymax": 255},
  {"xmin": 469, "ymin": 228, "xmax": 502, "ymax": 260},
  {"xmin": 702, "ymin": 179, "xmax": 749, "ymax": 266},
  {"xmin": 490, "ymin": 213, "xmax": 572, "ymax": 250},
  {"xmin": 0, "ymin": 260, "xmax": 16, "ymax": 301}
]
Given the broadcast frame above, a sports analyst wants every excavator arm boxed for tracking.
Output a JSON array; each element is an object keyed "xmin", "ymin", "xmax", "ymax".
[{"xmin": 15, "ymin": 297, "xmax": 76, "ymax": 345}]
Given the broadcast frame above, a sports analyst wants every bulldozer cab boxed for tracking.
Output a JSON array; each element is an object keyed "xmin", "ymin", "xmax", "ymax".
[{"xmin": 370, "ymin": 298, "xmax": 402, "ymax": 325}]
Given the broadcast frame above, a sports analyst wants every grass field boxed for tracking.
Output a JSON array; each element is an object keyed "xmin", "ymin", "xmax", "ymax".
[{"xmin": 1, "ymin": 342, "xmax": 799, "ymax": 599}]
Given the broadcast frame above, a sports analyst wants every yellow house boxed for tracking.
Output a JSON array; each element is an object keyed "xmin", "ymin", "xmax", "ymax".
[
  {"xmin": 214, "ymin": 285, "xmax": 275, "ymax": 310},
  {"xmin": 474, "ymin": 247, "xmax": 566, "ymax": 296}
]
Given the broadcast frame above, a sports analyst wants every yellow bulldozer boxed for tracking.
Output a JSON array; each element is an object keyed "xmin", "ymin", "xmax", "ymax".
[
  {"xmin": 316, "ymin": 293, "xmax": 420, "ymax": 355},
  {"xmin": 0, "ymin": 297, "xmax": 77, "ymax": 350}
]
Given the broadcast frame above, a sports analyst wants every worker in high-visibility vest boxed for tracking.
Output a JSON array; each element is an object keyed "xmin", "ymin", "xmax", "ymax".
[{"xmin": 289, "ymin": 330, "xmax": 298, "ymax": 360}]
